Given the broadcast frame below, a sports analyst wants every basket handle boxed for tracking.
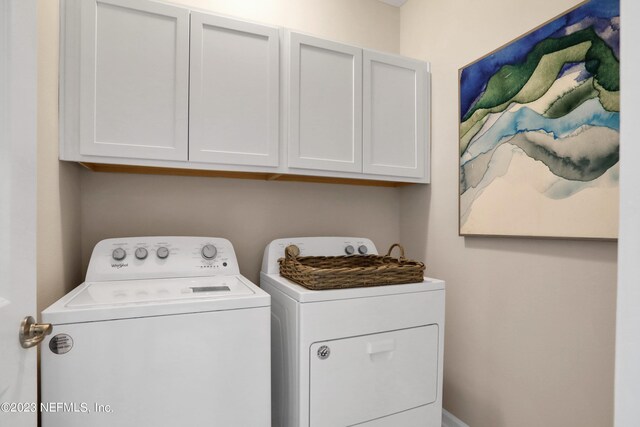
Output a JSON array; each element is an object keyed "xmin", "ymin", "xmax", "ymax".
[
  {"xmin": 285, "ymin": 245, "xmax": 300, "ymax": 260},
  {"xmin": 385, "ymin": 243, "xmax": 405, "ymax": 259}
]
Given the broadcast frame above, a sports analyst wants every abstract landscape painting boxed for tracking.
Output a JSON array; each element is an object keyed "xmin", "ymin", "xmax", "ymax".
[{"xmin": 459, "ymin": 0, "xmax": 620, "ymax": 239}]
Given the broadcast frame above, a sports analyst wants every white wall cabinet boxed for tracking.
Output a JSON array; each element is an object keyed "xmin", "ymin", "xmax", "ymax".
[
  {"xmin": 286, "ymin": 32, "xmax": 363, "ymax": 173},
  {"xmin": 363, "ymin": 51, "xmax": 429, "ymax": 179},
  {"xmin": 77, "ymin": 0, "xmax": 190, "ymax": 161},
  {"xmin": 189, "ymin": 13, "xmax": 280, "ymax": 167},
  {"xmin": 285, "ymin": 32, "xmax": 429, "ymax": 180},
  {"xmin": 60, "ymin": 0, "xmax": 431, "ymax": 184}
]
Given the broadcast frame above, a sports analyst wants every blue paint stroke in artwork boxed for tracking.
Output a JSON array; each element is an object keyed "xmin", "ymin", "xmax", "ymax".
[
  {"xmin": 462, "ymin": 98, "xmax": 619, "ymax": 164},
  {"xmin": 553, "ymin": 16, "xmax": 620, "ymax": 58},
  {"xmin": 460, "ymin": 0, "xmax": 619, "ymax": 119},
  {"xmin": 558, "ymin": 62, "xmax": 590, "ymax": 81}
]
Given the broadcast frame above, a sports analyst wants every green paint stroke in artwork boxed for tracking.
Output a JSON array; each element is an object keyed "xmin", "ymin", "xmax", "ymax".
[
  {"xmin": 511, "ymin": 42, "xmax": 591, "ymax": 103},
  {"xmin": 594, "ymin": 80, "xmax": 620, "ymax": 112},
  {"xmin": 460, "ymin": 148, "xmax": 494, "ymax": 193},
  {"xmin": 462, "ymin": 28, "xmax": 620, "ymax": 122},
  {"xmin": 460, "ymin": 42, "xmax": 592, "ymax": 140},
  {"xmin": 506, "ymin": 127, "xmax": 619, "ymax": 182},
  {"xmin": 459, "ymin": 115, "xmax": 487, "ymax": 156},
  {"xmin": 544, "ymin": 78, "xmax": 598, "ymax": 118}
]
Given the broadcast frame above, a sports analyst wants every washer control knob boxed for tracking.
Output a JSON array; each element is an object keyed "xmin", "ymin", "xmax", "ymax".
[
  {"xmin": 344, "ymin": 245, "xmax": 355, "ymax": 255},
  {"xmin": 201, "ymin": 244, "xmax": 218, "ymax": 260},
  {"xmin": 135, "ymin": 247, "xmax": 148, "ymax": 260},
  {"xmin": 112, "ymin": 248, "xmax": 126, "ymax": 261},
  {"xmin": 156, "ymin": 247, "xmax": 170, "ymax": 259},
  {"xmin": 358, "ymin": 245, "xmax": 368, "ymax": 255}
]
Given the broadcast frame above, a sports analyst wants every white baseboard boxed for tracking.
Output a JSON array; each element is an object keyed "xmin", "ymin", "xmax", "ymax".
[{"xmin": 443, "ymin": 409, "xmax": 469, "ymax": 427}]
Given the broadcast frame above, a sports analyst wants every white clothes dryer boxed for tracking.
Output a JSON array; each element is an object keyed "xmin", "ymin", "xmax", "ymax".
[{"xmin": 261, "ymin": 237, "xmax": 445, "ymax": 427}]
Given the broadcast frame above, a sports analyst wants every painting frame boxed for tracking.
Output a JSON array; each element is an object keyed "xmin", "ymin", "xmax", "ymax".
[{"xmin": 458, "ymin": 0, "xmax": 620, "ymax": 240}]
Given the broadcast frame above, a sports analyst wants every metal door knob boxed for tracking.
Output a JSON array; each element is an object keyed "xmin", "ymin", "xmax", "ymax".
[{"xmin": 19, "ymin": 316, "xmax": 52, "ymax": 348}]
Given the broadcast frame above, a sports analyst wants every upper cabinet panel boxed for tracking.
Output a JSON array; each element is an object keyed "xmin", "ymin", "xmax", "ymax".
[
  {"xmin": 287, "ymin": 32, "xmax": 363, "ymax": 173},
  {"xmin": 363, "ymin": 51, "xmax": 429, "ymax": 179},
  {"xmin": 189, "ymin": 13, "xmax": 279, "ymax": 167},
  {"xmin": 60, "ymin": 0, "xmax": 431, "ymax": 184},
  {"xmin": 79, "ymin": 0, "xmax": 189, "ymax": 161}
]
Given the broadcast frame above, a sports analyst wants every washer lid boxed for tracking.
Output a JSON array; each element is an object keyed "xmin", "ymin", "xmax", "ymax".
[
  {"xmin": 67, "ymin": 276, "xmax": 253, "ymax": 307},
  {"xmin": 42, "ymin": 275, "xmax": 269, "ymax": 324},
  {"xmin": 260, "ymin": 273, "xmax": 444, "ymax": 303}
]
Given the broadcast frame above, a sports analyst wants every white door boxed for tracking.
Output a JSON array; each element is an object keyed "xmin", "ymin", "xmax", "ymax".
[
  {"xmin": 287, "ymin": 32, "xmax": 363, "ymax": 173},
  {"xmin": 189, "ymin": 13, "xmax": 280, "ymax": 167},
  {"xmin": 78, "ymin": 0, "xmax": 190, "ymax": 161},
  {"xmin": 615, "ymin": 0, "xmax": 640, "ymax": 424},
  {"xmin": 0, "ymin": 1, "xmax": 39, "ymax": 426},
  {"xmin": 363, "ymin": 50, "xmax": 429, "ymax": 179}
]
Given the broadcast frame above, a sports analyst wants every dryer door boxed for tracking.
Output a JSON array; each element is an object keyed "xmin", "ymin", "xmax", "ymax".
[{"xmin": 309, "ymin": 325, "xmax": 439, "ymax": 426}]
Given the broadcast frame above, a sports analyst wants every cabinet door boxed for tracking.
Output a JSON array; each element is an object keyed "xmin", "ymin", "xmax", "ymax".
[
  {"xmin": 79, "ymin": 0, "xmax": 189, "ymax": 161},
  {"xmin": 363, "ymin": 51, "xmax": 428, "ymax": 179},
  {"xmin": 288, "ymin": 32, "xmax": 362, "ymax": 173},
  {"xmin": 189, "ymin": 13, "xmax": 279, "ymax": 167}
]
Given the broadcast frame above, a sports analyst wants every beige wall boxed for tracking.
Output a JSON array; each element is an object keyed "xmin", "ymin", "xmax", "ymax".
[
  {"xmin": 80, "ymin": 173, "xmax": 400, "ymax": 283},
  {"xmin": 399, "ymin": 1, "xmax": 617, "ymax": 426},
  {"xmin": 37, "ymin": 0, "xmax": 83, "ymax": 312},
  {"xmin": 36, "ymin": 0, "xmax": 401, "ymax": 287}
]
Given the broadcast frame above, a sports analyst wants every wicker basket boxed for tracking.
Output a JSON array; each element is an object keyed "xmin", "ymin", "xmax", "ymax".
[{"xmin": 278, "ymin": 243, "xmax": 425, "ymax": 290}]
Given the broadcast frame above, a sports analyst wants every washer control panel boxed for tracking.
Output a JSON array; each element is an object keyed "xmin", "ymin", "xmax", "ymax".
[{"xmin": 87, "ymin": 237, "xmax": 240, "ymax": 282}]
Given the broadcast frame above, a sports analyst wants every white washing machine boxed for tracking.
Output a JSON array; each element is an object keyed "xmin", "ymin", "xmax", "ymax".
[
  {"xmin": 261, "ymin": 237, "xmax": 445, "ymax": 427},
  {"xmin": 41, "ymin": 236, "xmax": 270, "ymax": 427}
]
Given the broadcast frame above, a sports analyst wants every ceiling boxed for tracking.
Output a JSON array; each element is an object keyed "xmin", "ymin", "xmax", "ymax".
[{"xmin": 378, "ymin": 0, "xmax": 408, "ymax": 7}]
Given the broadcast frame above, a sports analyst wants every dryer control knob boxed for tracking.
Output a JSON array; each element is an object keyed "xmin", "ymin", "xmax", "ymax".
[
  {"xmin": 112, "ymin": 248, "xmax": 126, "ymax": 261},
  {"xmin": 201, "ymin": 244, "xmax": 217, "ymax": 260},
  {"xmin": 135, "ymin": 247, "xmax": 148, "ymax": 260},
  {"xmin": 345, "ymin": 245, "xmax": 355, "ymax": 255},
  {"xmin": 156, "ymin": 247, "xmax": 170, "ymax": 259},
  {"xmin": 358, "ymin": 245, "xmax": 368, "ymax": 255},
  {"xmin": 317, "ymin": 345, "xmax": 331, "ymax": 360}
]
